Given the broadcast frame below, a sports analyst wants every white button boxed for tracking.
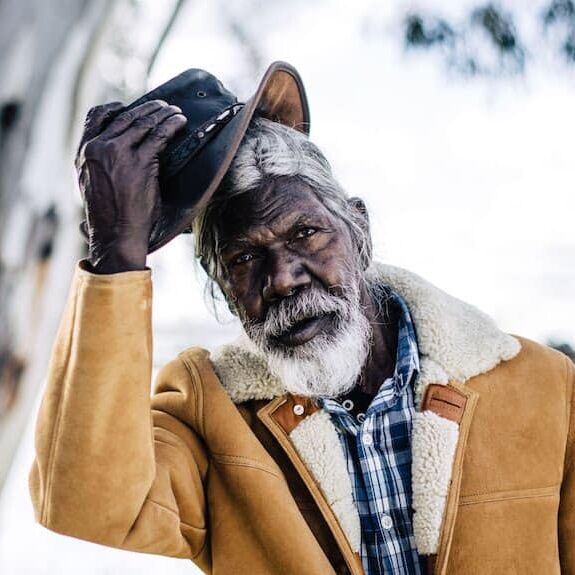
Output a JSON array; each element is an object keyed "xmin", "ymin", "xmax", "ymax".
[
  {"xmin": 361, "ymin": 434, "xmax": 373, "ymax": 446},
  {"xmin": 342, "ymin": 399, "xmax": 354, "ymax": 411},
  {"xmin": 293, "ymin": 404, "xmax": 305, "ymax": 416},
  {"xmin": 381, "ymin": 515, "xmax": 393, "ymax": 530},
  {"xmin": 357, "ymin": 413, "xmax": 366, "ymax": 423}
]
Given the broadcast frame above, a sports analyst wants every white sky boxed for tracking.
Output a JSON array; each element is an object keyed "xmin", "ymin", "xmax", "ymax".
[
  {"xmin": 148, "ymin": 0, "xmax": 575, "ymax": 354},
  {"xmin": 1, "ymin": 1, "xmax": 573, "ymax": 572}
]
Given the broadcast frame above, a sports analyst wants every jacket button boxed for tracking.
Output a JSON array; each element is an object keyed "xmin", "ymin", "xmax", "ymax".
[{"xmin": 293, "ymin": 404, "xmax": 305, "ymax": 416}]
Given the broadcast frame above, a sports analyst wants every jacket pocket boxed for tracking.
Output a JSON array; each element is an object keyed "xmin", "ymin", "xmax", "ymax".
[
  {"xmin": 211, "ymin": 452, "xmax": 285, "ymax": 480},
  {"xmin": 459, "ymin": 484, "xmax": 560, "ymax": 506}
]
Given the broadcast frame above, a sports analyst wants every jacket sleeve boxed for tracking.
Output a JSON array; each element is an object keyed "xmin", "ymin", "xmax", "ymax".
[
  {"xmin": 559, "ymin": 354, "xmax": 575, "ymax": 573},
  {"xmin": 29, "ymin": 262, "xmax": 210, "ymax": 568}
]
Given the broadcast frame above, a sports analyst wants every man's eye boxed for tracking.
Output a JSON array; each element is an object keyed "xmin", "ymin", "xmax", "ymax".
[
  {"xmin": 294, "ymin": 227, "xmax": 317, "ymax": 239},
  {"xmin": 233, "ymin": 253, "xmax": 254, "ymax": 265}
]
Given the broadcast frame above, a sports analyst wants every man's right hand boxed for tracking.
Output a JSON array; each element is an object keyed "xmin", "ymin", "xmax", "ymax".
[{"xmin": 75, "ymin": 100, "xmax": 187, "ymax": 274}]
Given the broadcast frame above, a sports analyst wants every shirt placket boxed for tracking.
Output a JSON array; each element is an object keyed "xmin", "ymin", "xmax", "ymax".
[
  {"xmin": 358, "ymin": 394, "xmax": 399, "ymax": 543},
  {"xmin": 320, "ymin": 288, "xmax": 423, "ymax": 574}
]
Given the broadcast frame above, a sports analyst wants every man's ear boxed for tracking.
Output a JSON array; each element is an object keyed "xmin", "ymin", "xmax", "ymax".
[{"xmin": 348, "ymin": 196, "xmax": 373, "ymax": 270}]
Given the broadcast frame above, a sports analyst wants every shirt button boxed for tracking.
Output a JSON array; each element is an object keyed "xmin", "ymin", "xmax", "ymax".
[
  {"xmin": 361, "ymin": 434, "xmax": 373, "ymax": 446},
  {"xmin": 381, "ymin": 515, "xmax": 393, "ymax": 530},
  {"xmin": 342, "ymin": 399, "xmax": 354, "ymax": 411},
  {"xmin": 293, "ymin": 404, "xmax": 305, "ymax": 416}
]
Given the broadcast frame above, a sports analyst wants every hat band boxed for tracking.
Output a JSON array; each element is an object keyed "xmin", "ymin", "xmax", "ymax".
[{"xmin": 164, "ymin": 102, "xmax": 245, "ymax": 178}]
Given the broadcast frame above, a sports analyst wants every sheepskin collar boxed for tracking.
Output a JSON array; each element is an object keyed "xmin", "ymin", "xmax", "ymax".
[
  {"xmin": 209, "ymin": 262, "xmax": 521, "ymax": 558},
  {"xmin": 210, "ymin": 262, "xmax": 521, "ymax": 405}
]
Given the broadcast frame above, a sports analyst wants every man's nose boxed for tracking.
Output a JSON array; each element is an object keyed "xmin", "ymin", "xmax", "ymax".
[{"xmin": 262, "ymin": 252, "xmax": 310, "ymax": 302}]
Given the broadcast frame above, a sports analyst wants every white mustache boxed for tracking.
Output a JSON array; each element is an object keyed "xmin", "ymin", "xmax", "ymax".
[
  {"xmin": 243, "ymin": 283, "xmax": 372, "ymax": 398},
  {"xmin": 248, "ymin": 288, "xmax": 353, "ymax": 341}
]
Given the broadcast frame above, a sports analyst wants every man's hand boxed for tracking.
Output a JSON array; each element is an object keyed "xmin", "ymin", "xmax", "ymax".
[{"xmin": 75, "ymin": 100, "xmax": 187, "ymax": 274}]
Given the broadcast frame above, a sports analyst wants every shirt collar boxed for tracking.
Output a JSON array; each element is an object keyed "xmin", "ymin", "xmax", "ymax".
[
  {"xmin": 320, "ymin": 288, "xmax": 420, "ymax": 413},
  {"xmin": 389, "ymin": 289, "xmax": 420, "ymax": 395}
]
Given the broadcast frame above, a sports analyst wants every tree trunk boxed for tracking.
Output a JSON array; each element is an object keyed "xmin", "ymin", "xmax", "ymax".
[{"xmin": 0, "ymin": 0, "xmax": 183, "ymax": 490}]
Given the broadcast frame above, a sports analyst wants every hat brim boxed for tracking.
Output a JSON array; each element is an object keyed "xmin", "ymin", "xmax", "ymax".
[{"xmin": 148, "ymin": 61, "xmax": 310, "ymax": 254}]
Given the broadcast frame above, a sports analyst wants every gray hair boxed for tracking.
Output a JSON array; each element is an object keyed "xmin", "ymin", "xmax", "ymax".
[{"xmin": 193, "ymin": 116, "xmax": 371, "ymax": 295}]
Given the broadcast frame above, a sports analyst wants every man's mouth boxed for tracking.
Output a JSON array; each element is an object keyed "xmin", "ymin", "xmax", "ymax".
[{"xmin": 272, "ymin": 312, "xmax": 336, "ymax": 347}]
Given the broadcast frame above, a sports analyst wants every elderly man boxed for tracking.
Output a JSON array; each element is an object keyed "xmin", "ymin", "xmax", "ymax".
[{"xmin": 30, "ymin": 63, "xmax": 574, "ymax": 575}]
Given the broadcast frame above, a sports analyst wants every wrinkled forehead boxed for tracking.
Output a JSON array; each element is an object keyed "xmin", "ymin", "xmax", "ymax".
[{"xmin": 217, "ymin": 177, "xmax": 335, "ymax": 241}]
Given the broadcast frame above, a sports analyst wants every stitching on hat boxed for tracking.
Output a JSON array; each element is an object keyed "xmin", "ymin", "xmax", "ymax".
[{"xmin": 164, "ymin": 103, "xmax": 245, "ymax": 177}]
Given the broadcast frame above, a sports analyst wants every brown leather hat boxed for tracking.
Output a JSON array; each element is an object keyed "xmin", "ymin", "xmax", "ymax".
[{"xmin": 125, "ymin": 61, "xmax": 310, "ymax": 253}]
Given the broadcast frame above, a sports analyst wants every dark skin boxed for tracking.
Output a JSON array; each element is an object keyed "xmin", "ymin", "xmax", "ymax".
[
  {"xmin": 76, "ymin": 99, "xmax": 187, "ymax": 272},
  {"xmin": 77, "ymin": 102, "xmax": 397, "ymax": 394},
  {"xmin": 216, "ymin": 179, "xmax": 398, "ymax": 393}
]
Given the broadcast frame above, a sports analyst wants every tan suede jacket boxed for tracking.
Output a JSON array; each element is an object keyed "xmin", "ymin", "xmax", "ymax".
[{"xmin": 30, "ymin": 262, "xmax": 575, "ymax": 574}]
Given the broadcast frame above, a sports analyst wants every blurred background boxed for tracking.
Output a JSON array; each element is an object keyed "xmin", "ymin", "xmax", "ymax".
[{"xmin": 0, "ymin": 0, "xmax": 573, "ymax": 572}]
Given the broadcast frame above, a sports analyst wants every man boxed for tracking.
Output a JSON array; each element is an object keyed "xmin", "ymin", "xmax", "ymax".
[{"xmin": 30, "ymin": 62, "xmax": 574, "ymax": 574}]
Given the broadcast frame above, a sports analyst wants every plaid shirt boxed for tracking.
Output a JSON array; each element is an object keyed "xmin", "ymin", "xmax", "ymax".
[{"xmin": 321, "ymin": 291, "xmax": 424, "ymax": 574}]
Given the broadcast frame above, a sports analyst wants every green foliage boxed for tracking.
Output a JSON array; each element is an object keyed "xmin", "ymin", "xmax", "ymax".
[
  {"xmin": 542, "ymin": 0, "xmax": 575, "ymax": 61},
  {"xmin": 404, "ymin": 2, "xmax": 575, "ymax": 76}
]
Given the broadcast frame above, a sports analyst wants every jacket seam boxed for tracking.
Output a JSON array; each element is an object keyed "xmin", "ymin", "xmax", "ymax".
[
  {"xmin": 179, "ymin": 355, "xmax": 205, "ymax": 438},
  {"xmin": 257, "ymin": 400, "xmax": 363, "ymax": 575},
  {"xmin": 562, "ymin": 354, "xmax": 575, "ymax": 478},
  {"xmin": 461, "ymin": 484, "xmax": 561, "ymax": 498},
  {"xmin": 211, "ymin": 453, "xmax": 284, "ymax": 479},
  {"xmin": 460, "ymin": 485, "xmax": 560, "ymax": 506},
  {"xmin": 42, "ymin": 274, "xmax": 81, "ymax": 526},
  {"xmin": 192, "ymin": 534, "xmax": 210, "ymax": 561},
  {"xmin": 77, "ymin": 261, "xmax": 151, "ymax": 285},
  {"xmin": 153, "ymin": 432, "xmax": 187, "ymax": 451},
  {"xmin": 146, "ymin": 497, "xmax": 206, "ymax": 532},
  {"xmin": 434, "ymin": 383, "xmax": 478, "ymax": 570},
  {"xmin": 460, "ymin": 493, "xmax": 559, "ymax": 506}
]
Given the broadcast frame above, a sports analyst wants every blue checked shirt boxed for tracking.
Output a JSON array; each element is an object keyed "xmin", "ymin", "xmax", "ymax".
[{"xmin": 321, "ymin": 291, "xmax": 424, "ymax": 574}]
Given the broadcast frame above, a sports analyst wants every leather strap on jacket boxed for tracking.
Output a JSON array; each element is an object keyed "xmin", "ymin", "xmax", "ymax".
[{"xmin": 422, "ymin": 384, "xmax": 467, "ymax": 424}]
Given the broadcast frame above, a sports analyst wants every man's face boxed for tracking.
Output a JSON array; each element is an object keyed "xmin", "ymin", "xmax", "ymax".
[
  {"xmin": 216, "ymin": 177, "xmax": 372, "ymax": 398},
  {"xmin": 218, "ymin": 178, "xmax": 360, "ymax": 332}
]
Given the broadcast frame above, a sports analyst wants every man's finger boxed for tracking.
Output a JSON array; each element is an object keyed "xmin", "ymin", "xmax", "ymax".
[
  {"xmin": 118, "ymin": 104, "xmax": 183, "ymax": 147},
  {"xmin": 78, "ymin": 102, "xmax": 125, "ymax": 152},
  {"xmin": 100, "ymin": 100, "xmax": 169, "ymax": 141},
  {"xmin": 139, "ymin": 113, "xmax": 187, "ymax": 155},
  {"xmin": 79, "ymin": 220, "xmax": 89, "ymax": 243}
]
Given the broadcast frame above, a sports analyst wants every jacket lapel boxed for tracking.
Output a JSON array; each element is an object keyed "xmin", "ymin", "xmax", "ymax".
[
  {"xmin": 209, "ymin": 262, "xmax": 521, "ymax": 570},
  {"xmin": 375, "ymin": 262, "xmax": 519, "ymax": 566},
  {"xmin": 412, "ymin": 382, "xmax": 479, "ymax": 574},
  {"xmin": 257, "ymin": 396, "xmax": 364, "ymax": 575}
]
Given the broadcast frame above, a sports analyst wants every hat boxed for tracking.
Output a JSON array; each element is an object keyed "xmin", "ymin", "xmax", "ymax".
[{"xmin": 125, "ymin": 61, "xmax": 310, "ymax": 253}]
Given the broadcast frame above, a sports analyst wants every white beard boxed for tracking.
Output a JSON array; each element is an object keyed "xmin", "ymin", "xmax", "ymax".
[
  {"xmin": 243, "ymin": 284, "xmax": 372, "ymax": 399},
  {"xmin": 265, "ymin": 313, "xmax": 371, "ymax": 398}
]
